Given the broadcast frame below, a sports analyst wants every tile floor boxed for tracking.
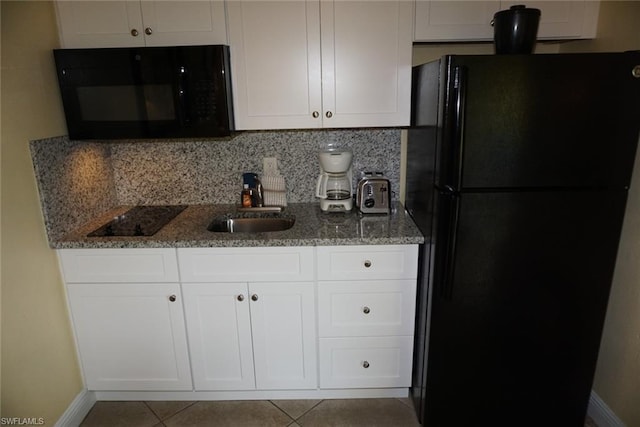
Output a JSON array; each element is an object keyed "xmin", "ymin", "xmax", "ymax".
[
  {"xmin": 79, "ymin": 398, "xmax": 601, "ymax": 426},
  {"xmin": 79, "ymin": 398, "xmax": 421, "ymax": 426}
]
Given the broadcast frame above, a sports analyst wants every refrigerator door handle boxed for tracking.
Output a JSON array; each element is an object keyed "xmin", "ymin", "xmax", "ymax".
[
  {"xmin": 436, "ymin": 65, "xmax": 466, "ymax": 300},
  {"xmin": 437, "ymin": 188, "xmax": 461, "ymax": 301},
  {"xmin": 452, "ymin": 66, "xmax": 468, "ymax": 190}
]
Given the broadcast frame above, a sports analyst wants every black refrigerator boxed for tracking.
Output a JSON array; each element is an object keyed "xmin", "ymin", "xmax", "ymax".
[{"xmin": 406, "ymin": 52, "xmax": 640, "ymax": 426}]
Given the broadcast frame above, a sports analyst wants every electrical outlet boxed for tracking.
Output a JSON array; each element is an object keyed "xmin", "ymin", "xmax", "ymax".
[{"xmin": 263, "ymin": 157, "xmax": 278, "ymax": 175}]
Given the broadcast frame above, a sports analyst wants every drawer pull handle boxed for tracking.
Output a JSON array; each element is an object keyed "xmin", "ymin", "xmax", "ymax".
[
  {"xmin": 169, "ymin": 294, "xmax": 177, "ymax": 302},
  {"xmin": 251, "ymin": 294, "xmax": 259, "ymax": 301},
  {"xmin": 363, "ymin": 361, "xmax": 370, "ymax": 369},
  {"xmin": 237, "ymin": 294, "xmax": 245, "ymax": 302},
  {"xmin": 363, "ymin": 306, "xmax": 371, "ymax": 314},
  {"xmin": 364, "ymin": 260, "xmax": 372, "ymax": 268}
]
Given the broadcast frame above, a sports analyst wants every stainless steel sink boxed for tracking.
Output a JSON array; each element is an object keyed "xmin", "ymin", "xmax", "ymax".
[{"xmin": 208, "ymin": 214, "xmax": 295, "ymax": 233}]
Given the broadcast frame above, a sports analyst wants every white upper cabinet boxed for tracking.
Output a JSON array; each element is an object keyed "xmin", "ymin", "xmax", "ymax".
[
  {"xmin": 227, "ymin": 0, "xmax": 413, "ymax": 130},
  {"xmin": 501, "ymin": 1, "xmax": 599, "ymax": 39},
  {"xmin": 320, "ymin": 1, "xmax": 413, "ymax": 128},
  {"xmin": 226, "ymin": 1, "xmax": 322, "ymax": 130},
  {"xmin": 414, "ymin": 1, "xmax": 600, "ymax": 42},
  {"xmin": 414, "ymin": 1, "xmax": 500, "ymax": 41},
  {"xmin": 56, "ymin": 1, "xmax": 228, "ymax": 48}
]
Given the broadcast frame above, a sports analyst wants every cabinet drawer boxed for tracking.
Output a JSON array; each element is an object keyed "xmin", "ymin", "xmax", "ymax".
[
  {"xmin": 58, "ymin": 249, "xmax": 179, "ymax": 283},
  {"xmin": 316, "ymin": 245, "xmax": 418, "ymax": 281},
  {"xmin": 178, "ymin": 247, "xmax": 314, "ymax": 282},
  {"xmin": 318, "ymin": 280, "xmax": 416, "ymax": 337},
  {"xmin": 319, "ymin": 336, "xmax": 413, "ymax": 388}
]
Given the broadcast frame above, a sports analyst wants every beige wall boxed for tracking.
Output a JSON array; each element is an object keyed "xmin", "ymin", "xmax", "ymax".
[
  {"xmin": 560, "ymin": 2, "xmax": 640, "ymax": 426},
  {"xmin": 1, "ymin": 1, "xmax": 83, "ymax": 424}
]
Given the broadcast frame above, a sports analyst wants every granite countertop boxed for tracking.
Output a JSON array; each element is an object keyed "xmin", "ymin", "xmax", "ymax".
[{"xmin": 53, "ymin": 202, "xmax": 424, "ymax": 249}]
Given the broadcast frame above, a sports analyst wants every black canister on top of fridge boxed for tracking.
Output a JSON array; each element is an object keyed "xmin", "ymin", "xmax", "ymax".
[{"xmin": 492, "ymin": 5, "xmax": 541, "ymax": 54}]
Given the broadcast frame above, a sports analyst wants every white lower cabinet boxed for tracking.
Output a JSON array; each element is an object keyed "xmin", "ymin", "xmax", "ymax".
[
  {"xmin": 316, "ymin": 245, "xmax": 419, "ymax": 389},
  {"xmin": 182, "ymin": 281, "xmax": 317, "ymax": 390},
  {"xmin": 60, "ymin": 245, "xmax": 418, "ymax": 395},
  {"xmin": 60, "ymin": 249, "xmax": 192, "ymax": 391},
  {"xmin": 318, "ymin": 280, "xmax": 417, "ymax": 338},
  {"xmin": 178, "ymin": 247, "xmax": 317, "ymax": 391},
  {"xmin": 67, "ymin": 282, "xmax": 192, "ymax": 391},
  {"xmin": 250, "ymin": 282, "xmax": 317, "ymax": 390},
  {"xmin": 181, "ymin": 282, "xmax": 256, "ymax": 390},
  {"xmin": 319, "ymin": 336, "xmax": 414, "ymax": 389}
]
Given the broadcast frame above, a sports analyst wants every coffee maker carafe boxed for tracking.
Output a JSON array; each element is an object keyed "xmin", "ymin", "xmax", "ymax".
[{"xmin": 316, "ymin": 148, "xmax": 354, "ymax": 212}]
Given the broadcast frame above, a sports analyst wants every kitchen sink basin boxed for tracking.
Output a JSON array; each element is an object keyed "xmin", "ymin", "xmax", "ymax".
[{"xmin": 207, "ymin": 214, "xmax": 295, "ymax": 233}]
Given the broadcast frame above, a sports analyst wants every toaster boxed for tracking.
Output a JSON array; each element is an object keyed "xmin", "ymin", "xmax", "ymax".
[{"xmin": 356, "ymin": 173, "xmax": 391, "ymax": 214}]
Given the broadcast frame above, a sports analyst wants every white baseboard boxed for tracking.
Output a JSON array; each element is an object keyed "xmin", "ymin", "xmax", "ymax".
[
  {"xmin": 588, "ymin": 391, "xmax": 626, "ymax": 427},
  {"xmin": 94, "ymin": 387, "xmax": 408, "ymax": 401},
  {"xmin": 54, "ymin": 389, "xmax": 96, "ymax": 427}
]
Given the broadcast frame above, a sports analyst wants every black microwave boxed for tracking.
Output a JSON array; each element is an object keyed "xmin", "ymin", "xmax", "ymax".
[{"xmin": 53, "ymin": 45, "xmax": 234, "ymax": 140}]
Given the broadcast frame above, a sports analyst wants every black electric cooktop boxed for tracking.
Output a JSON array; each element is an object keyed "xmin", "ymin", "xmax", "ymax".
[{"xmin": 87, "ymin": 205, "xmax": 187, "ymax": 237}]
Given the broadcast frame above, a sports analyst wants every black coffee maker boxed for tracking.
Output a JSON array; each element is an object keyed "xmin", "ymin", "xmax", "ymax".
[{"xmin": 492, "ymin": 5, "xmax": 541, "ymax": 54}]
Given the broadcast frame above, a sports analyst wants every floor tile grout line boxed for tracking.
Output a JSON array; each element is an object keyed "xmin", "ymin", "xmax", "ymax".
[
  {"xmin": 396, "ymin": 397, "xmax": 415, "ymax": 410},
  {"xmin": 146, "ymin": 401, "xmax": 198, "ymax": 423},
  {"xmin": 268, "ymin": 398, "xmax": 326, "ymax": 422},
  {"xmin": 267, "ymin": 400, "xmax": 297, "ymax": 424},
  {"xmin": 142, "ymin": 401, "xmax": 163, "ymax": 422},
  {"xmin": 293, "ymin": 399, "xmax": 325, "ymax": 421}
]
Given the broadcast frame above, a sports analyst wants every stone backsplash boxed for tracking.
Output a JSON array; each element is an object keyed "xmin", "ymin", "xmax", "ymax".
[{"xmin": 31, "ymin": 129, "xmax": 401, "ymax": 243}]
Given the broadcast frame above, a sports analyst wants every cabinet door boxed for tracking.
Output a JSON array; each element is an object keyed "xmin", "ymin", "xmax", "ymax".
[
  {"xmin": 182, "ymin": 283, "xmax": 255, "ymax": 390},
  {"xmin": 501, "ymin": 1, "xmax": 595, "ymax": 39},
  {"xmin": 56, "ymin": 1, "xmax": 145, "ymax": 48},
  {"xmin": 67, "ymin": 283, "xmax": 192, "ymax": 391},
  {"xmin": 139, "ymin": 1, "xmax": 227, "ymax": 46},
  {"xmin": 249, "ymin": 282, "xmax": 317, "ymax": 389},
  {"xmin": 414, "ymin": 1, "xmax": 500, "ymax": 42},
  {"xmin": 321, "ymin": 0, "xmax": 412, "ymax": 127},
  {"xmin": 227, "ymin": 1, "xmax": 323, "ymax": 129},
  {"xmin": 414, "ymin": 1, "xmax": 598, "ymax": 42}
]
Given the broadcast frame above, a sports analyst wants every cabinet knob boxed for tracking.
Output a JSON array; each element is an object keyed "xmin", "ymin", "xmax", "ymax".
[
  {"xmin": 312, "ymin": 111, "xmax": 320, "ymax": 118},
  {"xmin": 633, "ymin": 65, "xmax": 640, "ymax": 78},
  {"xmin": 364, "ymin": 260, "xmax": 372, "ymax": 268},
  {"xmin": 251, "ymin": 294, "xmax": 259, "ymax": 301},
  {"xmin": 131, "ymin": 29, "xmax": 139, "ymax": 37},
  {"xmin": 363, "ymin": 306, "xmax": 371, "ymax": 314},
  {"xmin": 362, "ymin": 361, "xmax": 370, "ymax": 369},
  {"xmin": 145, "ymin": 27, "xmax": 153, "ymax": 35},
  {"xmin": 325, "ymin": 111, "xmax": 333, "ymax": 118},
  {"xmin": 237, "ymin": 294, "xmax": 245, "ymax": 302},
  {"xmin": 169, "ymin": 294, "xmax": 177, "ymax": 302}
]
